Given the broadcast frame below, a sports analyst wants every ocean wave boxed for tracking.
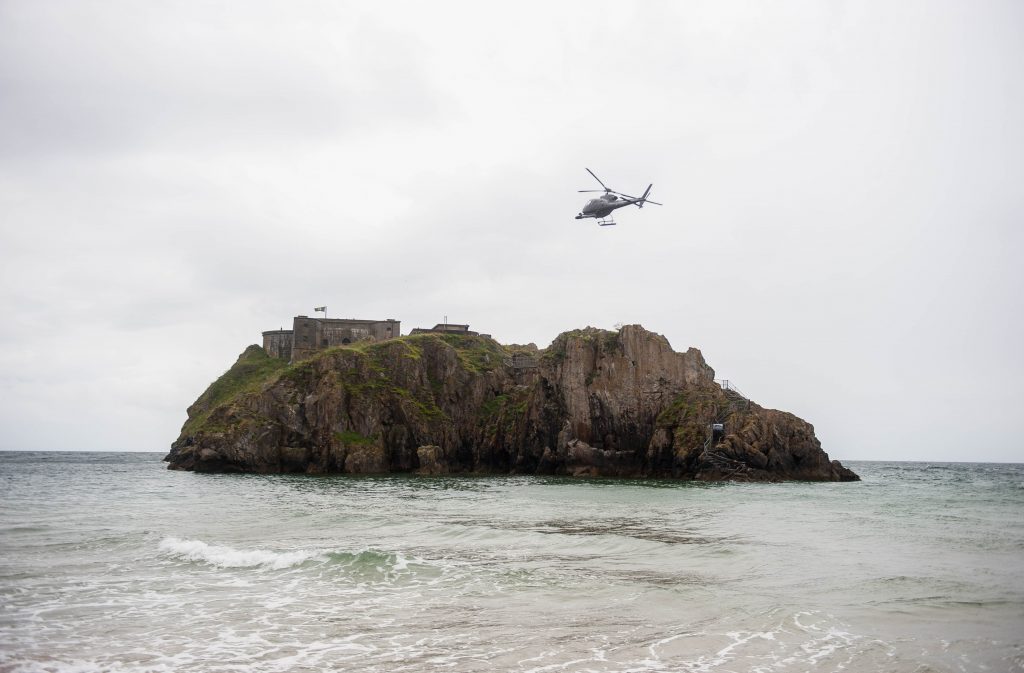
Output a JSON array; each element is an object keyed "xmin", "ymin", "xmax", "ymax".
[
  {"xmin": 157, "ymin": 537, "xmax": 420, "ymax": 574},
  {"xmin": 158, "ymin": 537, "xmax": 322, "ymax": 569}
]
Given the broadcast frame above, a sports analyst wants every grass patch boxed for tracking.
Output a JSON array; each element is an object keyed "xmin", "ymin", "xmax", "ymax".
[
  {"xmin": 656, "ymin": 393, "xmax": 696, "ymax": 427},
  {"xmin": 334, "ymin": 430, "xmax": 374, "ymax": 445},
  {"xmin": 391, "ymin": 385, "xmax": 448, "ymax": 421},
  {"xmin": 478, "ymin": 391, "xmax": 530, "ymax": 436},
  {"xmin": 479, "ymin": 394, "xmax": 510, "ymax": 418},
  {"xmin": 602, "ymin": 330, "xmax": 621, "ymax": 351},
  {"xmin": 439, "ymin": 334, "xmax": 507, "ymax": 372},
  {"xmin": 182, "ymin": 345, "xmax": 288, "ymax": 436},
  {"xmin": 541, "ymin": 327, "xmax": 616, "ymax": 364}
]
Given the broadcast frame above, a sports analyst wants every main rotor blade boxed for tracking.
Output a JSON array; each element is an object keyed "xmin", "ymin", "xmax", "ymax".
[
  {"xmin": 585, "ymin": 168, "xmax": 610, "ymax": 192},
  {"xmin": 578, "ymin": 189, "xmax": 605, "ymax": 193}
]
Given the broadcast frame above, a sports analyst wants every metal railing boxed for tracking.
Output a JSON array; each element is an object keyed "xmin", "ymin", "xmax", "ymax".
[
  {"xmin": 714, "ymin": 379, "xmax": 751, "ymax": 415},
  {"xmin": 715, "ymin": 379, "xmax": 748, "ymax": 400},
  {"xmin": 712, "ymin": 374, "xmax": 745, "ymax": 395},
  {"xmin": 504, "ymin": 354, "xmax": 539, "ymax": 369}
]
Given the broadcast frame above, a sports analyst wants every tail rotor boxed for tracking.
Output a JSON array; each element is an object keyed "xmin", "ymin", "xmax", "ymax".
[{"xmin": 635, "ymin": 184, "xmax": 661, "ymax": 208}]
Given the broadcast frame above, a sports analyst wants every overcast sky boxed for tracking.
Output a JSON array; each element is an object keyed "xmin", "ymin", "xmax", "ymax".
[{"xmin": 1, "ymin": 1, "xmax": 1021, "ymax": 462}]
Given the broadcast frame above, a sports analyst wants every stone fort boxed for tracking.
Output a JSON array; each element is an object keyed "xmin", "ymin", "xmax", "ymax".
[
  {"xmin": 262, "ymin": 316, "xmax": 500, "ymax": 363},
  {"xmin": 263, "ymin": 316, "xmax": 401, "ymax": 362}
]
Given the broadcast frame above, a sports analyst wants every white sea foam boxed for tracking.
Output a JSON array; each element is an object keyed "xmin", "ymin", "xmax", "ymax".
[
  {"xmin": 158, "ymin": 537, "xmax": 322, "ymax": 569},
  {"xmin": 156, "ymin": 537, "xmax": 428, "ymax": 576}
]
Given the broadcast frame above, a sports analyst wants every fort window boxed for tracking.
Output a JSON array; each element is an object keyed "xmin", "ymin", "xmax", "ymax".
[
  {"xmin": 342, "ymin": 338, "xmax": 351, "ymax": 345},
  {"xmin": 321, "ymin": 339, "xmax": 328, "ymax": 346}
]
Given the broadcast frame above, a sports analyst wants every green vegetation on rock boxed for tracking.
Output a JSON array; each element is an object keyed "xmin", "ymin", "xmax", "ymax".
[
  {"xmin": 334, "ymin": 430, "xmax": 375, "ymax": 445},
  {"xmin": 479, "ymin": 394, "xmax": 510, "ymax": 418},
  {"xmin": 182, "ymin": 345, "xmax": 288, "ymax": 436},
  {"xmin": 541, "ymin": 326, "xmax": 618, "ymax": 365},
  {"xmin": 478, "ymin": 389, "xmax": 531, "ymax": 440},
  {"xmin": 181, "ymin": 335, "xmax": 471, "ymax": 439},
  {"xmin": 656, "ymin": 393, "xmax": 697, "ymax": 427},
  {"xmin": 437, "ymin": 333, "xmax": 507, "ymax": 372}
]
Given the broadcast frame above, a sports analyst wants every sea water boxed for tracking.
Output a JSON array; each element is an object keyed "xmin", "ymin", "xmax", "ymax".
[{"xmin": 1, "ymin": 453, "xmax": 1022, "ymax": 672}]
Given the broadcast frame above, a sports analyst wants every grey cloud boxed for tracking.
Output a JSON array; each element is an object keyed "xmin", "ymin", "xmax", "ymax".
[
  {"xmin": 0, "ymin": 0, "xmax": 1022, "ymax": 461},
  {"xmin": 0, "ymin": 1, "xmax": 444, "ymax": 157}
]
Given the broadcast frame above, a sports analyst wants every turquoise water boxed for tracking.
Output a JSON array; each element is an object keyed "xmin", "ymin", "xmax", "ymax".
[{"xmin": 1, "ymin": 453, "xmax": 1022, "ymax": 672}]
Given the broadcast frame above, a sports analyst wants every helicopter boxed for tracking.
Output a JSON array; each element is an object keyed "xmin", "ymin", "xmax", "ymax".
[{"xmin": 575, "ymin": 168, "xmax": 662, "ymax": 226}]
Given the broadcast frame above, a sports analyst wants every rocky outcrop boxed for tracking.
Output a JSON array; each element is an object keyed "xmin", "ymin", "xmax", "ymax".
[{"xmin": 165, "ymin": 325, "xmax": 859, "ymax": 482}]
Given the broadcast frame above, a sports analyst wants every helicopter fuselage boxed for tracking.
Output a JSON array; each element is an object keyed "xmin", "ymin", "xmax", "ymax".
[{"xmin": 575, "ymin": 194, "xmax": 637, "ymax": 219}]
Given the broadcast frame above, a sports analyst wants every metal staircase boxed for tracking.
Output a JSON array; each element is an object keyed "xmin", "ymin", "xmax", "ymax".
[{"xmin": 697, "ymin": 380, "xmax": 753, "ymax": 467}]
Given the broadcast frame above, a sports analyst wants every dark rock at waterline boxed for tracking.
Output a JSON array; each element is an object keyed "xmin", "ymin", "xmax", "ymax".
[{"xmin": 165, "ymin": 325, "xmax": 859, "ymax": 482}]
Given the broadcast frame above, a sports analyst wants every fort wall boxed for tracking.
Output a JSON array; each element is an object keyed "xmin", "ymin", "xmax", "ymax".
[
  {"xmin": 276, "ymin": 315, "xmax": 401, "ymax": 362},
  {"xmin": 261, "ymin": 330, "xmax": 293, "ymax": 361}
]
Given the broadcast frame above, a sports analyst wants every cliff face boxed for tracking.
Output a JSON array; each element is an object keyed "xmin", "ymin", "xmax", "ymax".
[{"xmin": 165, "ymin": 325, "xmax": 859, "ymax": 482}]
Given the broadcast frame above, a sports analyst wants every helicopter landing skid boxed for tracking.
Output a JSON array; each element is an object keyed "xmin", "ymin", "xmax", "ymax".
[{"xmin": 597, "ymin": 217, "xmax": 616, "ymax": 226}]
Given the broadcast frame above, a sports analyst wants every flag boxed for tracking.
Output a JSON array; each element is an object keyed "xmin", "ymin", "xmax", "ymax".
[{"xmin": 314, "ymin": 306, "xmax": 326, "ymax": 312}]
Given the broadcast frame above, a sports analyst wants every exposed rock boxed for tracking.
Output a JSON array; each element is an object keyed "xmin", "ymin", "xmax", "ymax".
[
  {"xmin": 415, "ymin": 445, "xmax": 449, "ymax": 475},
  {"xmin": 165, "ymin": 325, "xmax": 859, "ymax": 482}
]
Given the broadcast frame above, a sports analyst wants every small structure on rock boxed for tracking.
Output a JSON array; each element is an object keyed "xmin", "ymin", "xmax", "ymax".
[{"xmin": 410, "ymin": 323, "xmax": 491, "ymax": 338}]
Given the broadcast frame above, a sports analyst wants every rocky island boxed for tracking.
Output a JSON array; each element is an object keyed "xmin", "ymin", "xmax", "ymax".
[{"xmin": 165, "ymin": 325, "xmax": 859, "ymax": 481}]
